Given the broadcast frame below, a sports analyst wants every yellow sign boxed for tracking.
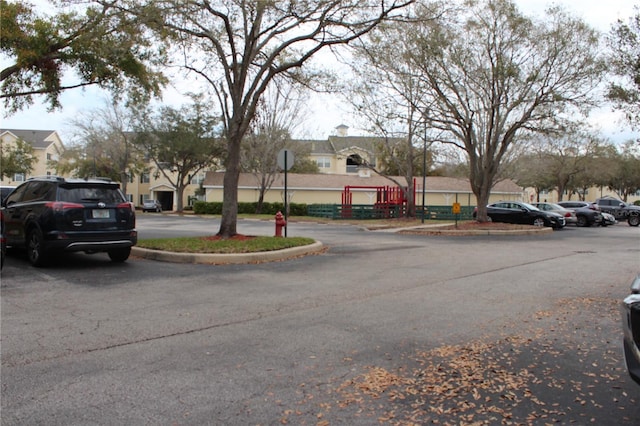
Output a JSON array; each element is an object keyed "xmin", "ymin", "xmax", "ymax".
[{"xmin": 452, "ymin": 202, "xmax": 461, "ymax": 214}]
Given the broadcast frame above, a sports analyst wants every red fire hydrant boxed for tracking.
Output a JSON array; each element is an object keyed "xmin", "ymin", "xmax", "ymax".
[{"xmin": 274, "ymin": 211, "xmax": 287, "ymax": 237}]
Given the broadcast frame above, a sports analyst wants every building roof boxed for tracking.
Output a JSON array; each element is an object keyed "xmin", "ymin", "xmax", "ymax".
[
  {"xmin": 297, "ymin": 134, "xmax": 404, "ymax": 156},
  {"xmin": 0, "ymin": 129, "xmax": 59, "ymax": 149},
  {"xmin": 203, "ymin": 172, "xmax": 523, "ymax": 194}
]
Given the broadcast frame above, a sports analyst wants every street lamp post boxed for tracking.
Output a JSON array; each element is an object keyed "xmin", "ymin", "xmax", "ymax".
[{"xmin": 421, "ymin": 120, "xmax": 427, "ymax": 224}]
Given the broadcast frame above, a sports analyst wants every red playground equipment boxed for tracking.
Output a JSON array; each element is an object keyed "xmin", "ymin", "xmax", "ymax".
[{"xmin": 341, "ymin": 179, "xmax": 415, "ymax": 218}]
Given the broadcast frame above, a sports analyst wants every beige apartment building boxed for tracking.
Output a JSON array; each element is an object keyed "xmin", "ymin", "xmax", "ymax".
[
  {"xmin": 7, "ymin": 126, "xmax": 634, "ymax": 211},
  {"xmin": 1, "ymin": 129, "xmax": 64, "ymax": 186},
  {"xmin": 0, "ymin": 127, "xmax": 524, "ymax": 210}
]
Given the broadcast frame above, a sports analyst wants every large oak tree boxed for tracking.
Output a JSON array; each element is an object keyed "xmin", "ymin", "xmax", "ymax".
[
  {"xmin": 407, "ymin": 0, "xmax": 604, "ymax": 221},
  {"xmin": 117, "ymin": 0, "xmax": 414, "ymax": 237}
]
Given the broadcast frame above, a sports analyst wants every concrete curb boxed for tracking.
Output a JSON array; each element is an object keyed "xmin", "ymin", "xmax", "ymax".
[
  {"xmin": 132, "ymin": 241, "xmax": 324, "ymax": 265},
  {"xmin": 396, "ymin": 226, "xmax": 554, "ymax": 236}
]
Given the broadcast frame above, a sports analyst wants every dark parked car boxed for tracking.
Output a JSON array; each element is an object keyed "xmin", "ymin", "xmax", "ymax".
[
  {"xmin": 0, "ymin": 209, "xmax": 5, "ymax": 270},
  {"xmin": 142, "ymin": 199, "xmax": 162, "ymax": 213},
  {"xmin": 475, "ymin": 201, "xmax": 565, "ymax": 229},
  {"xmin": 556, "ymin": 201, "xmax": 603, "ymax": 227},
  {"xmin": 1, "ymin": 176, "xmax": 137, "ymax": 266},
  {"xmin": 596, "ymin": 196, "xmax": 640, "ymax": 226},
  {"xmin": 621, "ymin": 274, "xmax": 640, "ymax": 385}
]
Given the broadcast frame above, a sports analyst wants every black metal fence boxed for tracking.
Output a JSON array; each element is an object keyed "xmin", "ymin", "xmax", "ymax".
[{"xmin": 307, "ymin": 204, "xmax": 476, "ymax": 221}]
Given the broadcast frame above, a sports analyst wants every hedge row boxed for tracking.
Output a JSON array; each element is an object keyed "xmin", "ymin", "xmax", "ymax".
[{"xmin": 193, "ymin": 201, "xmax": 308, "ymax": 216}]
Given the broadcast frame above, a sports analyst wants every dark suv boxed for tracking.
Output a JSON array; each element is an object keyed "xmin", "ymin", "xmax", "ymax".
[
  {"xmin": 595, "ymin": 197, "xmax": 640, "ymax": 226},
  {"xmin": 1, "ymin": 176, "xmax": 137, "ymax": 266}
]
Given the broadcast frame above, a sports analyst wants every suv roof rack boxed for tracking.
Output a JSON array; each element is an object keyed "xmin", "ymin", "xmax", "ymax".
[
  {"xmin": 27, "ymin": 175, "xmax": 66, "ymax": 181},
  {"xmin": 88, "ymin": 176, "xmax": 115, "ymax": 182}
]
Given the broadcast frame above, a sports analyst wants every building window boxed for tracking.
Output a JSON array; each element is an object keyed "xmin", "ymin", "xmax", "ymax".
[
  {"xmin": 316, "ymin": 157, "xmax": 331, "ymax": 168},
  {"xmin": 47, "ymin": 153, "xmax": 52, "ymax": 160},
  {"xmin": 13, "ymin": 173, "xmax": 25, "ymax": 182},
  {"xmin": 140, "ymin": 172, "xmax": 150, "ymax": 183},
  {"xmin": 346, "ymin": 154, "xmax": 362, "ymax": 173},
  {"xmin": 191, "ymin": 173, "xmax": 204, "ymax": 185}
]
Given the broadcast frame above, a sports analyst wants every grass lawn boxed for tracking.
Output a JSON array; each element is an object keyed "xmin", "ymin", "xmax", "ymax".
[{"xmin": 137, "ymin": 235, "xmax": 316, "ymax": 254}]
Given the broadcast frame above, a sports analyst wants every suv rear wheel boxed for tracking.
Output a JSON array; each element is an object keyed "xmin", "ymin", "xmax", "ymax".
[
  {"xmin": 108, "ymin": 247, "xmax": 131, "ymax": 262},
  {"xmin": 27, "ymin": 228, "xmax": 47, "ymax": 267}
]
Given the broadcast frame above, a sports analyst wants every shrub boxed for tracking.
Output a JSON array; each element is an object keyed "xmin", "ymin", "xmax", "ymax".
[
  {"xmin": 193, "ymin": 201, "xmax": 308, "ymax": 216},
  {"xmin": 193, "ymin": 201, "xmax": 222, "ymax": 215}
]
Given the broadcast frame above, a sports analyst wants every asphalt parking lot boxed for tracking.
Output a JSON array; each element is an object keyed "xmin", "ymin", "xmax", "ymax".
[{"xmin": 1, "ymin": 216, "xmax": 639, "ymax": 425}]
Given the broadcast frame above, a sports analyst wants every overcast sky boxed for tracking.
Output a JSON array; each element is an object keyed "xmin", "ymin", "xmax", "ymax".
[{"xmin": 1, "ymin": 0, "xmax": 638, "ymax": 144}]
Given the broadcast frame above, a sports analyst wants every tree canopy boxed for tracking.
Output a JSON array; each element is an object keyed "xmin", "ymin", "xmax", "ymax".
[
  {"xmin": 132, "ymin": 98, "xmax": 224, "ymax": 212},
  {"xmin": 56, "ymin": 100, "xmax": 143, "ymax": 194},
  {"xmin": 0, "ymin": 0, "xmax": 166, "ymax": 113},
  {"xmin": 607, "ymin": 6, "xmax": 640, "ymax": 130},
  {"xmin": 0, "ymin": 137, "xmax": 37, "ymax": 179}
]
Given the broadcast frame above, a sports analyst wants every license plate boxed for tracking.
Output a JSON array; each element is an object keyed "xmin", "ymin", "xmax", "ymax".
[{"xmin": 92, "ymin": 209, "xmax": 110, "ymax": 219}]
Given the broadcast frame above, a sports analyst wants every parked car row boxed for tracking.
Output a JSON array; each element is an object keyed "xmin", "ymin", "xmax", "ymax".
[
  {"xmin": 473, "ymin": 198, "xmax": 637, "ymax": 229},
  {"xmin": 473, "ymin": 201, "xmax": 566, "ymax": 229}
]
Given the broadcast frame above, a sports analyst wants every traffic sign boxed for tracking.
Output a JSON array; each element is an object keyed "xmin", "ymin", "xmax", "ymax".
[{"xmin": 277, "ymin": 149, "xmax": 294, "ymax": 171}]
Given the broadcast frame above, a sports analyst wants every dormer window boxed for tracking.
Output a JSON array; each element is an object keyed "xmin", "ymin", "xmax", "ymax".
[{"xmin": 346, "ymin": 154, "xmax": 362, "ymax": 173}]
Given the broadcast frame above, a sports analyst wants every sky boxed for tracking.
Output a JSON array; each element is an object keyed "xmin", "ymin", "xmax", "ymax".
[{"xmin": 1, "ymin": 0, "xmax": 638, "ymax": 145}]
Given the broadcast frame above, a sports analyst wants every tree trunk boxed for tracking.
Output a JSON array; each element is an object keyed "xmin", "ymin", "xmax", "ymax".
[
  {"xmin": 255, "ymin": 189, "xmax": 265, "ymax": 214},
  {"xmin": 120, "ymin": 170, "xmax": 128, "ymax": 196},
  {"xmin": 474, "ymin": 187, "xmax": 492, "ymax": 222},
  {"xmin": 470, "ymin": 166, "xmax": 493, "ymax": 222},
  {"xmin": 218, "ymin": 135, "xmax": 241, "ymax": 238},
  {"xmin": 556, "ymin": 183, "xmax": 565, "ymax": 202},
  {"xmin": 175, "ymin": 184, "xmax": 185, "ymax": 212},
  {"xmin": 405, "ymin": 181, "xmax": 416, "ymax": 218}
]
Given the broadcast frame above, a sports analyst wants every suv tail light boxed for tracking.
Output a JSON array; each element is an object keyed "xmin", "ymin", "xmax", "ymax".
[
  {"xmin": 45, "ymin": 202, "xmax": 84, "ymax": 211},
  {"xmin": 117, "ymin": 202, "xmax": 135, "ymax": 211}
]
